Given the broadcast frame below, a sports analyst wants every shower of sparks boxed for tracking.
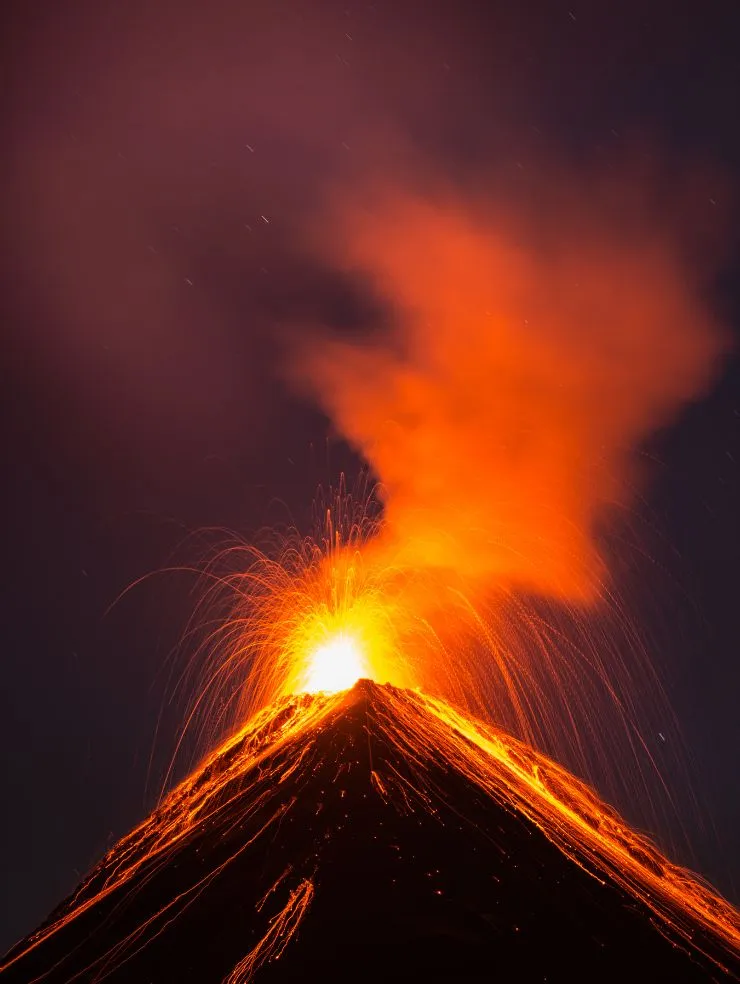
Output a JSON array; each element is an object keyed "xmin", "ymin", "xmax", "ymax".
[{"xmin": 3, "ymin": 476, "xmax": 739, "ymax": 982}]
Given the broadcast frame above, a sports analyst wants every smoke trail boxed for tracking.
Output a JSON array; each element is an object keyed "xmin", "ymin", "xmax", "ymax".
[{"xmin": 290, "ymin": 163, "xmax": 728, "ymax": 605}]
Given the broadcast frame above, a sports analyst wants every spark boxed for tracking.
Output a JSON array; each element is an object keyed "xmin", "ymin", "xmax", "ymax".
[
  {"xmin": 3, "ymin": 681, "xmax": 737, "ymax": 980},
  {"xmin": 3, "ymin": 481, "xmax": 738, "ymax": 979},
  {"xmin": 6, "ymin": 157, "xmax": 735, "ymax": 980}
]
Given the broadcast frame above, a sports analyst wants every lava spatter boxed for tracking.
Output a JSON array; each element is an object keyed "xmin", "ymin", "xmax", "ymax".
[{"xmin": 2, "ymin": 680, "xmax": 737, "ymax": 983}]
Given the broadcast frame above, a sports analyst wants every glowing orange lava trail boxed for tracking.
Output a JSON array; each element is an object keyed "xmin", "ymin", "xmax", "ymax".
[
  {"xmin": 224, "ymin": 879, "xmax": 315, "ymax": 984},
  {"xmin": 2, "ymin": 681, "xmax": 738, "ymax": 981}
]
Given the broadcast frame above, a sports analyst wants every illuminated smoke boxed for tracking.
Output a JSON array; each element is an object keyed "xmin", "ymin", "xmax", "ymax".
[{"xmin": 291, "ymin": 168, "xmax": 728, "ymax": 605}]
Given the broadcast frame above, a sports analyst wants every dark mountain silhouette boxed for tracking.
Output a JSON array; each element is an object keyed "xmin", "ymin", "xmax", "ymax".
[{"xmin": 2, "ymin": 680, "xmax": 738, "ymax": 983}]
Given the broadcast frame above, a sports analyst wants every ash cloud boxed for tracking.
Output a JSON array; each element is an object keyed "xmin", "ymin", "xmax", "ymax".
[
  {"xmin": 289, "ymin": 160, "xmax": 730, "ymax": 601},
  {"xmin": 4, "ymin": 1, "xmax": 731, "ymax": 564}
]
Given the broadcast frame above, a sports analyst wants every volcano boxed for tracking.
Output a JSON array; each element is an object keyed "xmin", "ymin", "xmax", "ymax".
[{"xmin": 3, "ymin": 680, "xmax": 738, "ymax": 983}]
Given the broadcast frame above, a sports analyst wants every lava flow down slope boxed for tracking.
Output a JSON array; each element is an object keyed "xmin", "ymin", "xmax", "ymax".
[{"xmin": 3, "ymin": 679, "xmax": 738, "ymax": 984}]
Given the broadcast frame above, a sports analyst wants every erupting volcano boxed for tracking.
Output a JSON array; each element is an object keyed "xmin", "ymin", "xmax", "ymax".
[
  {"xmin": 2, "ymin": 669, "xmax": 738, "ymax": 983},
  {"xmin": 2, "ymin": 487, "xmax": 740, "ymax": 982},
  {"xmin": 4, "ymin": 161, "xmax": 739, "ymax": 982}
]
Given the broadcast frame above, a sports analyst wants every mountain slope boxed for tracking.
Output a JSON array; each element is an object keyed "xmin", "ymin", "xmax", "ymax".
[{"xmin": 2, "ymin": 680, "xmax": 738, "ymax": 983}]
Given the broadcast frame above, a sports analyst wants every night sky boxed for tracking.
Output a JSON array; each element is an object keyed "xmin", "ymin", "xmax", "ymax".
[{"xmin": 2, "ymin": 0, "xmax": 739, "ymax": 953}]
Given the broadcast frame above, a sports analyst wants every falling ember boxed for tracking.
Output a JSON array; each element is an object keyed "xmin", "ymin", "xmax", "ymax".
[
  {"xmin": 3, "ymin": 680, "xmax": 738, "ymax": 982},
  {"xmin": 273, "ymin": 164, "xmax": 733, "ymax": 819},
  {"xmin": 4, "ymin": 486, "xmax": 739, "ymax": 982},
  {"xmin": 5, "ymin": 160, "xmax": 737, "ymax": 982},
  {"xmin": 175, "ymin": 480, "xmax": 419, "ymax": 747}
]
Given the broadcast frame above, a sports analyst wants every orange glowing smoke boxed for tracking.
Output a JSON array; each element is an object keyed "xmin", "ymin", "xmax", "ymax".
[
  {"xmin": 176, "ymin": 163, "xmax": 729, "ymax": 836},
  {"xmin": 175, "ymin": 482, "xmax": 418, "ymax": 749},
  {"xmin": 291, "ymin": 175, "xmax": 727, "ymax": 604},
  {"xmin": 5, "ymin": 165, "xmax": 735, "ymax": 981}
]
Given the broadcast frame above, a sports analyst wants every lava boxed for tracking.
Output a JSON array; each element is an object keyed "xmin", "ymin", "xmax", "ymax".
[
  {"xmin": 301, "ymin": 631, "xmax": 369, "ymax": 694},
  {"xmin": 277, "ymin": 169, "xmax": 733, "ymax": 834},
  {"xmin": 2, "ymin": 680, "xmax": 738, "ymax": 982},
  {"xmin": 5, "ymin": 161, "xmax": 737, "ymax": 983}
]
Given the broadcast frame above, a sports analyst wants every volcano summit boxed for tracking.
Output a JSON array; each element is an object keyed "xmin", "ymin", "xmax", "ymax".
[{"xmin": 2, "ymin": 680, "xmax": 738, "ymax": 983}]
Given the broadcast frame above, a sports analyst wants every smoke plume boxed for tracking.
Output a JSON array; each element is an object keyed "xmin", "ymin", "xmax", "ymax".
[{"xmin": 292, "ymin": 165, "xmax": 728, "ymax": 603}]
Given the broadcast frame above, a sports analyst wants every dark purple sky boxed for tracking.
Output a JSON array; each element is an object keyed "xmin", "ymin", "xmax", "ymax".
[{"xmin": 2, "ymin": 0, "xmax": 739, "ymax": 951}]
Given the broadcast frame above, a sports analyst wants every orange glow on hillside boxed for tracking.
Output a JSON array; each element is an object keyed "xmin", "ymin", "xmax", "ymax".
[
  {"xmin": 180, "ymin": 482, "xmax": 703, "ymax": 830},
  {"xmin": 183, "ymin": 171, "xmax": 730, "ymax": 776},
  {"xmin": 4, "ymin": 681, "xmax": 738, "ymax": 980},
  {"xmin": 138, "ymin": 169, "xmax": 735, "ymax": 974},
  {"xmin": 6, "ymin": 145, "xmax": 736, "ymax": 983}
]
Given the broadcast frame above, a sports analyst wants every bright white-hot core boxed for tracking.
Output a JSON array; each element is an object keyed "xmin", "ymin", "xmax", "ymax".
[{"xmin": 302, "ymin": 632, "xmax": 368, "ymax": 694}]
